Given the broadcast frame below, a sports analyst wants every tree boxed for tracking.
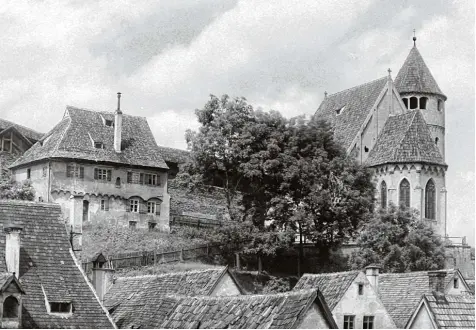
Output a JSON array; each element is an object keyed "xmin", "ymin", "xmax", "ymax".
[
  {"xmin": 0, "ymin": 178, "xmax": 35, "ymax": 201},
  {"xmin": 350, "ymin": 204, "xmax": 446, "ymax": 272},
  {"xmin": 179, "ymin": 95, "xmax": 375, "ymax": 271}
]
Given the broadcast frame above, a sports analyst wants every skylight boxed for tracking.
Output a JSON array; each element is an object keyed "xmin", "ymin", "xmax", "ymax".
[{"xmin": 335, "ymin": 106, "xmax": 345, "ymax": 115}]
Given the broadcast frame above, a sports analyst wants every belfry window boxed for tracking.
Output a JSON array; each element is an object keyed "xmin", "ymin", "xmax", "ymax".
[
  {"xmin": 399, "ymin": 179, "xmax": 410, "ymax": 208},
  {"xmin": 380, "ymin": 181, "xmax": 387, "ymax": 209},
  {"xmin": 402, "ymin": 98, "xmax": 409, "ymax": 109},
  {"xmin": 409, "ymin": 97, "xmax": 418, "ymax": 109},
  {"xmin": 420, "ymin": 97, "xmax": 428, "ymax": 109},
  {"xmin": 3, "ymin": 296, "xmax": 19, "ymax": 318},
  {"xmin": 425, "ymin": 179, "xmax": 436, "ymax": 220}
]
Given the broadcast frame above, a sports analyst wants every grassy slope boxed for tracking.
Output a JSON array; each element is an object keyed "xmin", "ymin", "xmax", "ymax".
[{"xmin": 82, "ymin": 222, "xmax": 208, "ymax": 260}]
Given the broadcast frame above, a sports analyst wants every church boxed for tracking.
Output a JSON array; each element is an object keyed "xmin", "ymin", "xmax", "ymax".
[{"xmin": 314, "ymin": 36, "xmax": 448, "ymax": 238}]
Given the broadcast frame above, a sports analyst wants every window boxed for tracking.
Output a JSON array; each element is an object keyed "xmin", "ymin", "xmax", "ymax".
[
  {"xmin": 129, "ymin": 221, "xmax": 136, "ymax": 229},
  {"xmin": 115, "ymin": 177, "xmax": 121, "ymax": 187},
  {"xmin": 438, "ymin": 99, "xmax": 444, "ymax": 111},
  {"xmin": 94, "ymin": 168, "xmax": 112, "ymax": 181},
  {"xmin": 147, "ymin": 201, "xmax": 156, "ymax": 214},
  {"xmin": 364, "ymin": 146, "xmax": 369, "ymax": 152},
  {"xmin": 343, "ymin": 315, "xmax": 355, "ymax": 329},
  {"xmin": 363, "ymin": 316, "xmax": 374, "ymax": 329},
  {"xmin": 67, "ymin": 163, "xmax": 84, "ymax": 178},
  {"xmin": 100, "ymin": 199, "xmax": 109, "ymax": 211},
  {"xmin": 402, "ymin": 98, "xmax": 409, "ymax": 109},
  {"xmin": 380, "ymin": 181, "xmax": 387, "ymax": 209},
  {"xmin": 410, "ymin": 97, "xmax": 418, "ymax": 109},
  {"xmin": 148, "ymin": 222, "xmax": 157, "ymax": 231},
  {"xmin": 420, "ymin": 97, "xmax": 428, "ymax": 109},
  {"xmin": 358, "ymin": 284, "xmax": 364, "ymax": 295},
  {"xmin": 425, "ymin": 179, "xmax": 436, "ymax": 220},
  {"xmin": 27, "ymin": 168, "xmax": 31, "ymax": 179},
  {"xmin": 145, "ymin": 174, "xmax": 157, "ymax": 185},
  {"xmin": 42, "ymin": 166, "xmax": 47, "ymax": 177},
  {"xmin": 335, "ymin": 106, "xmax": 345, "ymax": 115},
  {"xmin": 454, "ymin": 278, "xmax": 459, "ymax": 289},
  {"xmin": 50, "ymin": 302, "xmax": 72, "ymax": 314},
  {"xmin": 435, "ymin": 137, "xmax": 439, "ymax": 145},
  {"xmin": 130, "ymin": 199, "xmax": 139, "ymax": 213},
  {"xmin": 399, "ymin": 179, "xmax": 410, "ymax": 208},
  {"xmin": 3, "ymin": 296, "xmax": 19, "ymax": 318},
  {"xmin": 105, "ymin": 119, "xmax": 113, "ymax": 127},
  {"xmin": 94, "ymin": 142, "xmax": 104, "ymax": 149}
]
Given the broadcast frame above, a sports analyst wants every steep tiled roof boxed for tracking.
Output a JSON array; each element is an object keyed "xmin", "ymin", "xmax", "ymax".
[
  {"xmin": 104, "ymin": 267, "xmax": 230, "ymax": 309},
  {"xmin": 422, "ymin": 294, "xmax": 475, "ymax": 329},
  {"xmin": 395, "ymin": 46, "xmax": 446, "ymax": 100},
  {"xmin": 0, "ymin": 201, "xmax": 115, "ymax": 328},
  {"xmin": 10, "ymin": 106, "xmax": 168, "ymax": 170},
  {"xmin": 0, "ymin": 118, "xmax": 44, "ymax": 142},
  {"xmin": 466, "ymin": 280, "xmax": 475, "ymax": 294},
  {"xmin": 366, "ymin": 110, "xmax": 446, "ymax": 167},
  {"xmin": 378, "ymin": 269, "xmax": 463, "ymax": 328},
  {"xmin": 156, "ymin": 145, "xmax": 190, "ymax": 164},
  {"xmin": 159, "ymin": 289, "xmax": 335, "ymax": 329},
  {"xmin": 293, "ymin": 271, "xmax": 360, "ymax": 309},
  {"xmin": 314, "ymin": 77, "xmax": 387, "ymax": 150}
]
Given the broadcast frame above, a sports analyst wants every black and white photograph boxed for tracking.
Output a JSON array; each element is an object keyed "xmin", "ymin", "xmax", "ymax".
[{"xmin": 0, "ymin": 0, "xmax": 474, "ymax": 328}]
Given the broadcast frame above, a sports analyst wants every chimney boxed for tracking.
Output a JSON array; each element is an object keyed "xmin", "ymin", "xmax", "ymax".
[
  {"xmin": 428, "ymin": 270, "xmax": 447, "ymax": 293},
  {"xmin": 365, "ymin": 264, "xmax": 381, "ymax": 291},
  {"xmin": 91, "ymin": 253, "xmax": 115, "ymax": 303},
  {"xmin": 4, "ymin": 224, "xmax": 23, "ymax": 277},
  {"xmin": 114, "ymin": 92, "xmax": 123, "ymax": 153}
]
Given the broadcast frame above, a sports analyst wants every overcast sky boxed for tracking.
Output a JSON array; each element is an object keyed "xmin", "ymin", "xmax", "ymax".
[{"xmin": 1, "ymin": 0, "xmax": 474, "ymax": 244}]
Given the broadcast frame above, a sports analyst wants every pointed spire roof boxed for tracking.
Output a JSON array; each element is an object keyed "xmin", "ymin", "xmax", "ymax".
[
  {"xmin": 395, "ymin": 46, "xmax": 446, "ymax": 100},
  {"xmin": 366, "ymin": 110, "xmax": 446, "ymax": 167}
]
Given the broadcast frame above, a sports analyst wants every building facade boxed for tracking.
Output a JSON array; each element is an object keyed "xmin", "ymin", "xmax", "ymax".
[
  {"xmin": 314, "ymin": 39, "xmax": 448, "ymax": 237},
  {"xmin": 9, "ymin": 99, "xmax": 171, "ymax": 254}
]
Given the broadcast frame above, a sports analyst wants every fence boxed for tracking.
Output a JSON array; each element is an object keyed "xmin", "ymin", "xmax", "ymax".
[
  {"xmin": 170, "ymin": 214, "xmax": 222, "ymax": 228},
  {"xmin": 81, "ymin": 244, "xmax": 222, "ymax": 273}
]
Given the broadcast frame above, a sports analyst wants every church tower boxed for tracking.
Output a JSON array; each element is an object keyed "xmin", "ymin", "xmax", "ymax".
[{"xmin": 394, "ymin": 36, "xmax": 447, "ymax": 159}]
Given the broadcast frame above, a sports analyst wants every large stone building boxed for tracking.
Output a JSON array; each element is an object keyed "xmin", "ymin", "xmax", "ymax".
[
  {"xmin": 9, "ymin": 96, "xmax": 171, "ymax": 248},
  {"xmin": 314, "ymin": 38, "xmax": 448, "ymax": 237}
]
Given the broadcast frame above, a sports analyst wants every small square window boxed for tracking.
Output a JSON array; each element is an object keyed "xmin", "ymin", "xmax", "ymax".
[
  {"xmin": 358, "ymin": 284, "xmax": 364, "ymax": 295},
  {"xmin": 105, "ymin": 119, "xmax": 113, "ymax": 127},
  {"xmin": 363, "ymin": 316, "xmax": 374, "ymax": 329},
  {"xmin": 101, "ymin": 199, "xmax": 109, "ymax": 211},
  {"xmin": 344, "ymin": 315, "xmax": 355, "ymax": 329},
  {"xmin": 129, "ymin": 221, "xmax": 136, "ymax": 229},
  {"xmin": 94, "ymin": 142, "xmax": 104, "ymax": 149},
  {"xmin": 454, "ymin": 278, "xmax": 459, "ymax": 289}
]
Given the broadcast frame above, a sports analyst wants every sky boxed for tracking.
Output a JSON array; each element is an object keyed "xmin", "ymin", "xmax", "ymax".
[{"xmin": 1, "ymin": 0, "xmax": 474, "ymax": 244}]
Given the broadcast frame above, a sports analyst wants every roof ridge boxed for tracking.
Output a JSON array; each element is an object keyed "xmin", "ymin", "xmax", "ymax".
[
  {"xmin": 0, "ymin": 117, "xmax": 43, "ymax": 136},
  {"xmin": 301, "ymin": 270, "xmax": 360, "ymax": 277},
  {"xmin": 166, "ymin": 289, "xmax": 316, "ymax": 301},
  {"xmin": 117, "ymin": 267, "xmax": 227, "ymax": 280},
  {"xmin": 327, "ymin": 76, "xmax": 387, "ymax": 98}
]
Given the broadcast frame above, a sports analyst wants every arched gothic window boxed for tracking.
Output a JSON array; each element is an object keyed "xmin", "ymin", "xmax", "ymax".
[
  {"xmin": 3, "ymin": 296, "xmax": 19, "ymax": 318},
  {"xmin": 425, "ymin": 179, "xmax": 436, "ymax": 220},
  {"xmin": 399, "ymin": 179, "xmax": 410, "ymax": 208},
  {"xmin": 380, "ymin": 181, "xmax": 387, "ymax": 209}
]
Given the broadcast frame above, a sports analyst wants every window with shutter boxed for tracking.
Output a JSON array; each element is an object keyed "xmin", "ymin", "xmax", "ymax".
[
  {"xmin": 139, "ymin": 173, "xmax": 144, "ymax": 184},
  {"xmin": 107, "ymin": 170, "xmax": 112, "ymax": 181},
  {"xmin": 147, "ymin": 201, "xmax": 156, "ymax": 214},
  {"xmin": 94, "ymin": 168, "xmax": 99, "ymax": 180},
  {"xmin": 79, "ymin": 166, "xmax": 84, "ymax": 179},
  {"xmin": 139, "ymin": 201, "xmax": 147, "ymax": 214},
  {"xmin": 127, "ymin": 172, "xmax": 132, "ymax": 183}
]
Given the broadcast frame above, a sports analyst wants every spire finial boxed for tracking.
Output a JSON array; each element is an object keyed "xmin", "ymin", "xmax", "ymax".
[
  {"xmin": 387, "ymin": 68, "xmax": 392, "ymax": 79},
  {"xmin": 413, "ymin": 29, "xmax": 417, "ymax": 46},
  {"xmin": 324, "ymin": 91, "xmax": 328, "ymax": 98}
]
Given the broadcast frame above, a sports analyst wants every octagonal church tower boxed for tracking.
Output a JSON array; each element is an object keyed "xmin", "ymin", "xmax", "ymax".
[{"xmin": 366, "ymin": 39, "xmax": 448, "ymax": 237}]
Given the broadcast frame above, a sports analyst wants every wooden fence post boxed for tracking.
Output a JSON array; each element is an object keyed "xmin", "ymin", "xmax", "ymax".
[{"xmin": 235, "ymin": 253, "xmax": 241, "ymax": 270}]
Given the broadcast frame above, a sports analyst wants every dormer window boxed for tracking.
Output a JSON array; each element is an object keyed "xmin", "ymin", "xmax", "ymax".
[
  {"xmin": 335, "ymin": 106, "xmax": 345, "ymax": 115},
  {"xmin": 50, "ymin": 302, "xmax": 72, "ymax": 314},
  {"xmin": 94, "ymin": 142, "xmax": 104, "ymax": 149},
  {"xmin": 105, "ymin": 120, "xmax": 113, "ymax": 127}
]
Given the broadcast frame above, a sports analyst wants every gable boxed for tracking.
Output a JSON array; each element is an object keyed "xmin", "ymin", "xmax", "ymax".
[
  {"xmin": 210, "ymin": 272, "xmax": 242, "ymax": 296},
  {"xmin": 298, "ymin": 303, "xmax": 334, "ymax": 329},
  {"xmin": 408, "ymin": 300, "xmax": 436, "ymax": 329}
]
